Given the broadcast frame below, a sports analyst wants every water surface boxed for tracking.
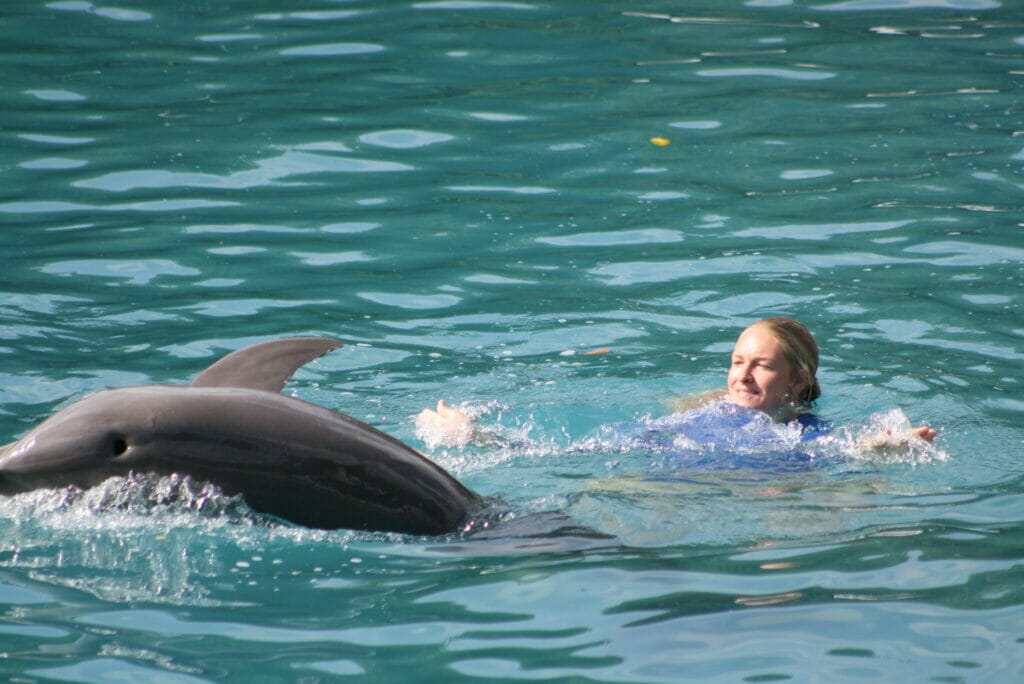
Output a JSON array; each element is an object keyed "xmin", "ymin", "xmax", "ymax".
[{"xmin": 1, "ymin": 0, "xmax": 1022, "ymax": 681}]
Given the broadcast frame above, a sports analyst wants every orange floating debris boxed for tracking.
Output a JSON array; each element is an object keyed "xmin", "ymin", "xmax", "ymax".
[
  {"xmin": 649, "ymin": 136, "xmax": 670, "ymax": 147},
  {"xmin": 584, "ymin": 348, "xmax": 611, "ymax": 355},
  {"xmin": 760, "ymin": 562, "xmax": 796, "ymax": 571}
]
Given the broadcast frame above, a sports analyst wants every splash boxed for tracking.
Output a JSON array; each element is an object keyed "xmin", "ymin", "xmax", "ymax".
[
  {"xmin": 2, "ymin": 473, "xmax": 254, "ymax": 530},
  {"xmin": 579, "ymin": 403, "xmax": 948, "ymax": 473},
  {"xmin": 608, "ymin": 402, "xmax": 820, "ymax": 475},
  {"xmin": 0, "ymin": 474, "xmax": 369, "ymax": 605},
  {"xmin": 826, "ymin": 408, "xmax": 948, "ymax": 465},
  {"xmin": 415, "ymin": 399, "xmax": 536, "ymax": 475}
]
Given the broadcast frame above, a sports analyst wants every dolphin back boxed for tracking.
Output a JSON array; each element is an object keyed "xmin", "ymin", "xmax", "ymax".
[{"xmin": 116, "ymin": 387, "xmax": 484, "ymax": 535}]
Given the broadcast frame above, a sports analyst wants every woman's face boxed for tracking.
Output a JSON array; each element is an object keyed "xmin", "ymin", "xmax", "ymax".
[{"xmin": 727, "ymin": 325, "xmax": 805, "ymax": 417}]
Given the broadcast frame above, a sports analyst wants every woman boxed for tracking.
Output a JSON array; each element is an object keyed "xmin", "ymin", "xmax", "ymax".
[{"xmin": 417, "ymin": 317, "xmax": 937, "ymax": 448}]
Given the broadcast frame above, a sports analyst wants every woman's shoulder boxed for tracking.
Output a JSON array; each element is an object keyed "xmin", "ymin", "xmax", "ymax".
[{"xmin": 665, "ymin": 389, "xmax": 728, "ymax": 414}]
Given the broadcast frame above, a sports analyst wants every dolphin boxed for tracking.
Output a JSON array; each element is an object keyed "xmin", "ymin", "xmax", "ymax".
[{"xmin": 0, "ymin": 338, "xmax": 484, "ymax": 535}]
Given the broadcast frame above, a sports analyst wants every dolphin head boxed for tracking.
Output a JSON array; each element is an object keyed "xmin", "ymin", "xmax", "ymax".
[{"xmin": 0, "ymin": 388, "xmax": 159, "ymax": 493}]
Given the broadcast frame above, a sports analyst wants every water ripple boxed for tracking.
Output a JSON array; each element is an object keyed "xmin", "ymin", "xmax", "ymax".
[
  {"xmin": 537, "ymin": 229, "xmax": 683, "ymax": 247},
  {"xmin": 31, "ymin": 660, "xmax": 210, "ymax": 684},
  {"xmin": 24, "ymin": 89, "xmax": 87, "ymax": 102},
  {"xmin": 447, "ymin": 185, "xmax": 555, "ymax": 195},
  {"xmin": 195, "ymin": 33, "xmax": 263, "ymax": 44},
  {"xmin": 359, "ymin": 292, "xmax": 463, "ymax": 310},
  {"xmin": 0, "ymin": 199, "xmax": 236, "ymax": 214},
  {"xmin": 814, "ymin": 0, "xmax": 999, "ymax": 9},
  {"xmin": 697, "ymin": 67, "xmax": 836, "ymax": 80},
  {"xmin": 79, "ymin": 608, "xmax": 470, "ymax": 646},
  {"xmin": 41, "ymin": 260, "xmax": 201, "ymax": 286},
  {"xmin": 359, "ymin": 130, "xmax": 455, "ymax": 149},
  {"xmin": 74, "ymin": 151, "xmax": 413, "ymax": 192},
  {"xmin": 279, "ymin": 43, "xmax": 385, "ymax": 57},
  {"xmin": 18, "ymin": 133, "xmax": 95, "ymax": 145},
  {"xmin": 1, "ymin": 2, "xmax": 1022, "ymax": 680},
  {"xmin": 291, "ymin": 251, "xmax": 374, "ymax": 267},
  {"xmin": 47, "ymin": 1, "xmax": 153, "ymax": 22},
  {"xmin": 413, "ymin": 1, "xmax": 537, "ymax": 9},
  {"xmin": 255, "ymin": 10, "xmax": 362, "ymax": 22},
  {"xmin": 669, "ymin": 120, "xmax": 722, "ymax": 130},
  {"xmin": 18, "ymin": 157, "xmax": 89, "ymax": 170},
  {"xmin": 591, "ymin": 255, "xmax": 814, "ymax": 286},
  {"xmin": 183, "ymin": 299, "xmax": 333, "ymax": 318},
  {"xmin": 732, "ymin": 220, "xmax": 914, "ymax": 241}
]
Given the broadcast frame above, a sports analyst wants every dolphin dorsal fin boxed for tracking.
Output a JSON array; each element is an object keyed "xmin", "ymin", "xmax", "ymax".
[{"xmin": 191, "ymin": 337, "xmax": 343, "ymax": 392}]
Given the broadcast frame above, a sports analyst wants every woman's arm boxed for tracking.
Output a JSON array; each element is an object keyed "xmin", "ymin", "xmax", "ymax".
[{"xmin": 666, "ymin": 389, "xmax": 727, "ymax": 414}]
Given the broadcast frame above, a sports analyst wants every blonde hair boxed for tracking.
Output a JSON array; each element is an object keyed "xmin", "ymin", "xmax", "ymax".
[{"xmin": 748, "ymin": 317, "xmax": 821, "ymax": 406}]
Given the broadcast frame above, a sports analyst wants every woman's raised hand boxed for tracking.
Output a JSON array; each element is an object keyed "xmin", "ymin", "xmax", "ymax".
[
  {"xmin": 910, "ymin": 425, "xmax": 937, "ymax": 443},
  {"xmin": 415, "ymin": 400, "xmax": 475, "ymax": 447}
]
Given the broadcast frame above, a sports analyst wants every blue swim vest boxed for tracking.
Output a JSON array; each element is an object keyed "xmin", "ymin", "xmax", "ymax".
[{"xmin": 619, "ymin": 401, "xmax": 832, "ymax": 474}]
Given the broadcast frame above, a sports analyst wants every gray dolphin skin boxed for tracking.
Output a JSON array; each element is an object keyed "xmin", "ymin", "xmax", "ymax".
[{"xmin": 0, "ymin": 338, "xmax": 483, "ymax": 535}]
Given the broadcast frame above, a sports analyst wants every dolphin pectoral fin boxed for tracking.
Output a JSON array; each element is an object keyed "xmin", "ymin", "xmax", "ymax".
[{"xmin": 190, "ymin": 337, "xmax": 343, "ymax": 392}]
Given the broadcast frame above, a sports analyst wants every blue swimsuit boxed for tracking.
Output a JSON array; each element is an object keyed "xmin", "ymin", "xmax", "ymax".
[{"xmin": 619, "ymin": 401, "xmax": 833, "ymax": 474}]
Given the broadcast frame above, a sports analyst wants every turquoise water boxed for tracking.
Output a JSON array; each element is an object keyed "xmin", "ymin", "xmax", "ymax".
[{"xmin": 2, "ymin": 0, "xmax": 1023, "ymax": 680}]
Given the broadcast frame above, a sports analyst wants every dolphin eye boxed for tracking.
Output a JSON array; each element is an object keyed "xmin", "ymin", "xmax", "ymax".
[{"xmin": 111, "ymin": 437, "xmax": 129, "ymax": 456}]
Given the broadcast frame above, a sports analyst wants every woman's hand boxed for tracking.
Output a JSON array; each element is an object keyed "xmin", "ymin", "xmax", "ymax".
[
  {"xmin": 860, "ymin": 424, "xmax": 937, "ymax": 450},
  {"xmin": 415, "ymin": 400, "xmax": 476, "ymax": 447},
  {"xmin": 910, "ymin": 425, "xmax": 937, "ymax": 443}
]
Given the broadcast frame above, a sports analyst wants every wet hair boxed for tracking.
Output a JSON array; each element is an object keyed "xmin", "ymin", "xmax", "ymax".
[{"xmin": 748, "ymin": 317, "xmax": 821, "ymax": 406}]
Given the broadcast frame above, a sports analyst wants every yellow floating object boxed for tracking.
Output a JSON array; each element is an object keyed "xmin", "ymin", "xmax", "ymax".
[
  {"xmin": 584, "ymin": 347, "xmax": 611, "ymax": 355},
  {"xmin": 649, "ymin": 137, "xmax": 670, "ymax": 147}
]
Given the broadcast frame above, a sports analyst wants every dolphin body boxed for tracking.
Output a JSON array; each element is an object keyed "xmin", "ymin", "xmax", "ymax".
[{"xmin": 0, "ymin": 338, "xmax": 484, "ymax": 535}]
